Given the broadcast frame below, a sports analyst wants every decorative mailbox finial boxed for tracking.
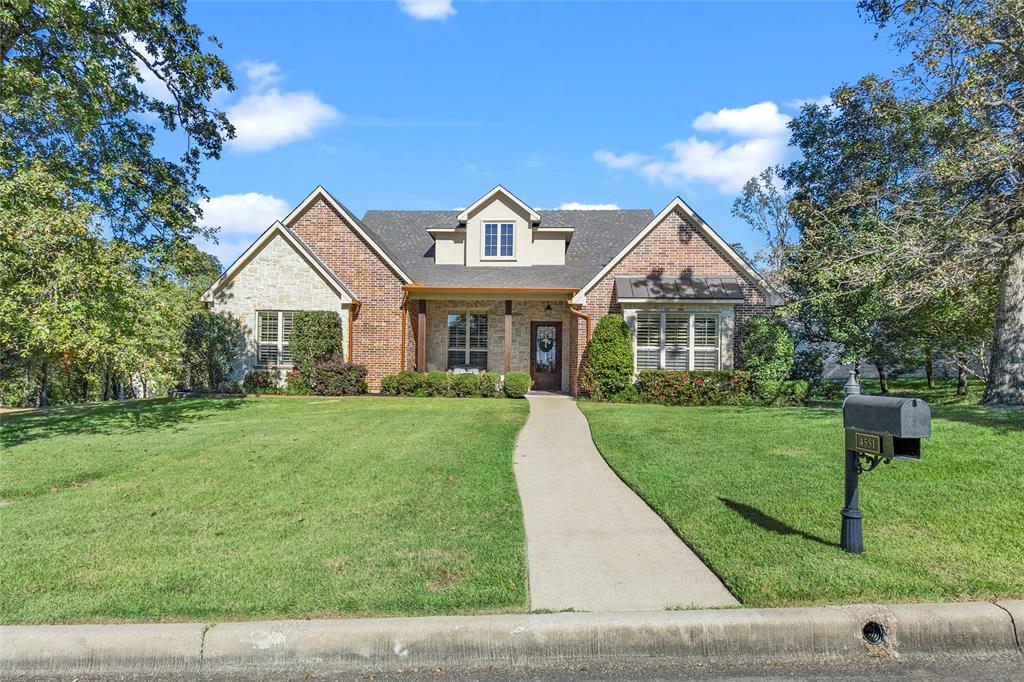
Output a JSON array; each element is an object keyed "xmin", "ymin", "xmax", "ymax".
[{"xmin": 844, "ymin": 369, "xmax": 861, "ymax": 398}]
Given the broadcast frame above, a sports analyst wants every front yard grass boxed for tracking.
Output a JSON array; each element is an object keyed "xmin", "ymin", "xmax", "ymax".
[
  {"xmin": 579, "ymin": 400, "xmax": 1023, "ymax": 608},
  {"xmin": 0, "ymin": 396, "xmax": 529, "ymax": 624}
]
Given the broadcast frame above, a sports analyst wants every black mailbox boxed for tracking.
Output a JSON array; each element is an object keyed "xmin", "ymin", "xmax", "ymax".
[{"xmin": 843, "ymin": 394, "xmax": 931, "ymax": 460}]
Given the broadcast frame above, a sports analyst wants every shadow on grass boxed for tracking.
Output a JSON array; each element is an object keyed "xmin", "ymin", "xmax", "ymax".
[
  {"xmin": 0, "ymin": 397, "xmax": 246, "ymax": 449},
  {"xmin": 719, "ymin": 498, "xmax": 840, "ymax": 550},
  {"xmin": 930, "ymin": 404, "xmax": 1024, "ymax": 435}
]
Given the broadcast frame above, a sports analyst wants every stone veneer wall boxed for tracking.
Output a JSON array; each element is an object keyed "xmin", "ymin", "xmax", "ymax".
[
  {"xmin": 423, "ymin": 299, "xmax": 570, "ymax": 392},
  {"xmin": 569, "ymin": 208, "xmax": 771, "ymax": 394},
  {"xmin": 210, "ymin": 233, "xmax": 346, "ymax": 382},
  {"xmin": 289, "ymin": 197, "xmax": 411, "ymax": 390}
]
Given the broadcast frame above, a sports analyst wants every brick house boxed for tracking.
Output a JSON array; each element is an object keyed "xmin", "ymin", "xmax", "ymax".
[{"xmin": 201, "ymin": 185, "xmax": 782, "ymax": 394}]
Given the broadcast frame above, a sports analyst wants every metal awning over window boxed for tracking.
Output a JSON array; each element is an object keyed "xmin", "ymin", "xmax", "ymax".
[{"xmin": 614, "ymin": 276, "xmax": 745, "ymax": 303}]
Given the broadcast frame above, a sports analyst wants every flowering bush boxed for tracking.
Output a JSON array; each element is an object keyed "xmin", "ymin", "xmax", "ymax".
[{"xmin": 633, "ymin": 370, "xmax": 754, "ymax": 406}]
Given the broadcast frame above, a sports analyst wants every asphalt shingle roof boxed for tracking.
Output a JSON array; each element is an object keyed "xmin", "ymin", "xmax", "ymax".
[{"xmin": 360, "ymin": 209, "xmax": 654, "ymax": 288}]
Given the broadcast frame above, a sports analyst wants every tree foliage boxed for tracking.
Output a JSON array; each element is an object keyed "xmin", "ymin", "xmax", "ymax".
[
  {"xmin": 739, "ymin": 316, "xmax": 795, "ymax": 402},
  {"xmin": 1, "ymin": 0, "xmax": 234, "ymax": 270}
]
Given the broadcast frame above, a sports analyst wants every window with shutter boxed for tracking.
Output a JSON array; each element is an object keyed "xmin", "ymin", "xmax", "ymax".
[
  {"xmin": 448, "ymin": 312, "xmax": 488, "ymax": 369},
  {"xmin": 257, "ymin": 311, "xmax": 295, "ymax": 368},
  {"xmin": 632, "ymin": 311, "xmax": 721, "ymax": 371}
]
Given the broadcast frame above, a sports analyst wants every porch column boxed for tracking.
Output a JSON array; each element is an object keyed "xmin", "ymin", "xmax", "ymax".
[
  {"xmin": 504, "ymin": 300, "xmax": 512, "ymax": 374},
  {"xmin": 416, "ymin": 300, "xmax": 427, "ymax": 372}
]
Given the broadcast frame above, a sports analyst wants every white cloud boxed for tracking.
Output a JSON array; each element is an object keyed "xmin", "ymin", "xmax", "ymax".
[
  {"xmin": 692, "ymin": 101, "xmax": 791, "ymax": 138},
  {"xmin": 593, "ymin": 99, "xmax": 811, "ymax": 195},
  {"xmin": 399, "ymin": 0, "xmax": 456, "ymax": 20},
  {"xmin": 593, "ymin": 150, "xmax": 650, "ymax": 169},
  {"xmin": 196, "ymin": 192, "xmax": 290, "ymax": 266},
  {"xmin": 641, "ymin": 136, "xmax": 789, "ymax": 194},
  {"xmin": 240, "ymin": 59, "xmax": 282, "ymax": 90},
  {"xmin": 227, "ymin": 88, "xmax": 340, "ymax": 152},
  {"xmin": 557, "ymin": 202, "xmax": 621, "ymax": 210},
  {"xmin": 197, "ymin": 192, "xmax": 289, "ymax": 235}
]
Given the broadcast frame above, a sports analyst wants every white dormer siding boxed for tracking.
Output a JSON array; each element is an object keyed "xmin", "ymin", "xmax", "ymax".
[{"xmin": 431, "ymin": 186, "xmax": 570, "ymax": 267}]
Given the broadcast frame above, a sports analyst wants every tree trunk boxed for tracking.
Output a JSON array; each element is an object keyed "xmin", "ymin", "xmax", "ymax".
[
  {"xmin": 117, "ymin": 379, "xmax": 125, "ymax": 401},
  {"xmin": 984, "ymin": 246, "xmax": 1024, "ymax": 405},
  {"xmin": 20, "ymin": 366, "xmax": 32, "ymax": 407},
  {"xmin": 957, "ymin": 364, "xmax": 968, "ymax": 396},
  {"xmin": 875, "ymin": 362, "xmax": 889, "ymax": 394},
  {"xmin": 37, "ymin": 363, "xmax": 49, "ymax": 410},
  {"xmin": 924, "ymin": 350, "xmax": 935, "ymax": 390}
]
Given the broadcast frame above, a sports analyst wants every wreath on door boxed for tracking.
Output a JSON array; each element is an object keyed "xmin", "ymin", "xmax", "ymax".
[{"xmin": 538, "ymin": 338, "xmax": 554, "ymax": 353}]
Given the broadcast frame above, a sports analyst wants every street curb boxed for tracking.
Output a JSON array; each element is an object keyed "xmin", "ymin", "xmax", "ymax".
[{"xmin": 2, "ymin": 602, "xmax": 1021, "ymax": 676}]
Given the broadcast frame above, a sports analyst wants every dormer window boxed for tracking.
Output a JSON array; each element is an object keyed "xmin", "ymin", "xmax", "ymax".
[{"xmin": 484, "ymin": 222, "xmax": 514, "ymax": 258}]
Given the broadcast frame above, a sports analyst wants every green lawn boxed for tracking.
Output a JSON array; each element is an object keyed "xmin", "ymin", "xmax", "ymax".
[
  {"xmin": 0, "ymin": 396, "xmax": 529, "ymax": 624},
  {"xmin": 579, "ymin": 399, "xmax": 1024, "ymax": 608}
]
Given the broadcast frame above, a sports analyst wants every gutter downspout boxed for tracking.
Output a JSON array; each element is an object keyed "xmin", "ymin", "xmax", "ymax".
[
  {"xmin": 348, "ymin": 300, "xmax": 362, "ymax": 363},
  {"xmin": 567, "ymin": 301, "xmax": 591, "ymax": 342},
  {"xmin": 400, "ymin": 293, "xmax": 407, "ymax": 372}
]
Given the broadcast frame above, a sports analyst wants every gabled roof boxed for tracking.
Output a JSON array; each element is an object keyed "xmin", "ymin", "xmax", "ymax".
[
  {"xmin": 283, "ymin": 186, "xmax": 413, "ymax": 284},
  {"xmin": 571, "ymin": 197, "xmax": 784, "ymax": 306},
  {"xmin": 456, "ymin": 185, "xmax": 541, "ymax": 223},
  {"xmin": 361, "ymin": 209, "xmax": 654, "ymax": 288},
  {"xmin": 200, "ymin": 221, "xmax": 356, "ymax": 304}
]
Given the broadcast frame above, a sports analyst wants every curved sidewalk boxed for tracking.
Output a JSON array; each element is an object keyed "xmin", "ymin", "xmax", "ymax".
[{"xmin": 514, "ymin": 393, "xmax": 738, "ymax": 612}]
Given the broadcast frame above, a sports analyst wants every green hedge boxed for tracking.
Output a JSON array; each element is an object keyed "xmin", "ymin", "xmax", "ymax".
[
  {"xmin": 291, "ymin": 311, "xmax": 344, "ymax": 375},
  {"xmin": 579, "ymin": 314, "xmax": 633, "ymax": 399},
  {"xmin": 379, "ymin": 370, "xmax": 524, "ymax": 398},
  {"xmin": 634, "ymin": 370, "xmax": 754, "ymax": 406},
  {"xmin": 242, "ymin": 369, "xmax": 278, "ymax": 394}
]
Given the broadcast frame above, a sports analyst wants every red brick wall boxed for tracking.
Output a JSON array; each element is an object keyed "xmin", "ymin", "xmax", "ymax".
[
  {"xmin": 570, "ymin": 208, "xmax": 772, "ymax": 393},
  {"xmin": 289, "ymin": 197, "xmax": 412, "ymax": 389}
]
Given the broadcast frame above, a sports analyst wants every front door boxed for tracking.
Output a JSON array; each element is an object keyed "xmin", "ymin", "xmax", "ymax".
[{"xmin": 530, "ymin": 322, "xmax": 562, "ymax": 391}]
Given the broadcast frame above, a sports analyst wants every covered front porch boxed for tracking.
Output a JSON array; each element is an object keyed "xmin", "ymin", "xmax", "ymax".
[{"xmin": 403, "ymin": 288, "xmax": 584, "ymax": 393}]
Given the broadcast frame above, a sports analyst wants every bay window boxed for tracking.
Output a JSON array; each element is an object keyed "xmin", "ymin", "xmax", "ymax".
[
  {"xmin": 634, "ymin": 311, "xmax": 720, "ymax": 371},
  {"xmin": 447, "ymin": 312, "xmax": 488, "ymax": 369},
  {"xmin": 257, "ymin": 311, "xmax": 294, "ymax": 367}
]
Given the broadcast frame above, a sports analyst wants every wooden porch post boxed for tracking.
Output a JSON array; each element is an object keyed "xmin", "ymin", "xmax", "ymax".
[
  {"xmin": 504, "ymin": 300, "xmax": 512, "ymax": 374},
  {"xmin": 416, "ymin": 300, "xmax": 427, "ymax": 372}
]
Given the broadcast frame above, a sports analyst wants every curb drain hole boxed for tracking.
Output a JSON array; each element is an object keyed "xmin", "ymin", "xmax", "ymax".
[{"xmin": 863, "ymin": 621, "xmax": 887, "ymax": 645}]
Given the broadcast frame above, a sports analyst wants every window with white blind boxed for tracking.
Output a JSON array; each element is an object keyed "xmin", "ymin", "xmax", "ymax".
[
  {"xmin": 634, "ymin": 311, "xmax": 720, "ymax": 371},
  {"xmin": 257, "ymin": 311, "xmax": 294, "ymax": 367},
  {"xmin": 447, "ymin": 313, "xmax": 488, "ymax": 369}
]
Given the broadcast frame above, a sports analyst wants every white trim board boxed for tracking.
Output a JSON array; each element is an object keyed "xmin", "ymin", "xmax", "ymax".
[
  {"xmin": 570, "ymin": 197, "xmax": 784, "ymax": 306},
  {"xmin": 283, "ymin": 185, "xmax": 413, "ymax": 284},
  {"xmin": 457, "ymin": 185, "xmax": 541, "ymax": 224},
  {"xmin": 200, "ymin": 221, "xmax": 356, "ymax": 304}
]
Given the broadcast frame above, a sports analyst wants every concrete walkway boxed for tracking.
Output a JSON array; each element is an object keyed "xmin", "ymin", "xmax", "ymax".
[{"xmin": 513, "ymin": 393, "xmax": 739, "ymax": 612}]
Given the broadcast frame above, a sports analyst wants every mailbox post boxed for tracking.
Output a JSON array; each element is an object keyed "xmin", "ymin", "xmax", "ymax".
[{"xmin": 841, "ymin": 392, "xmax": 931, "ymax": 553}]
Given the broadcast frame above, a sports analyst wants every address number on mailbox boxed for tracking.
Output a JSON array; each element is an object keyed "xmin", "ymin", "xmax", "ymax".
[{"xmin": 854, "ymin": 432, "xmax": 881, "ymax": 455}]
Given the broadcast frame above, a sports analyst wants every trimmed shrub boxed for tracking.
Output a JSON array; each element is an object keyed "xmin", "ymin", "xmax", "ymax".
[
  {"xmin": 449, "ymin": 372, "xmax": 481, "ymax": 397},
  {"xmin": 291, "ymin": 311, "xmax": 344, "ymax": 375},
  {"xmin": 242, "ymin": 369, "xmax": 278, "ymax": 394},
  {"xmin": 503, "ymin": 371, "xmax": 531, "ymax": 398},
  {"xmin": 609, "ymin": 384, "xmax": 641, "ymax": 403},
  {"xmin": 634, "ymin": 370, "xmax": 754, "ymax": 406},
  {"xmin": 284, "ymin": 370, "xmax": 311, "ymax": 395},
  {"xmin": 776, "ymin": 379, "xmax": 811, "ymax": 406},
  {"xmin": 305, "ymin": 353, "xmax": 368, "ymax": 396},
  {"xmin": 809, "ymin": 381, "xmax": 843, "ymax": 401},
  {"xmin": 380, "ymin": 373, "xmax": 400, "ymax": 395},
  {"xmin": 394, "ymin": 370, "xmax": 426, "ymax": 396},
  {"xmin": 579, "ymin": 315, "xmax": 633, "ymax": 399},
  {"xmin": 424, "ymin": 370, "xmax": 450, "ymax": 397},
  {"xmin": 739, "ymin": 315, "xmax": 795, "ymax": 403},
  {"xmin": 479, "ymin": 372, "xmax": 501, "ymax": 397}
]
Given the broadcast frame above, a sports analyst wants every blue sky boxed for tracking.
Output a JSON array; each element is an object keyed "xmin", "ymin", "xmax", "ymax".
[{"xmin": 172, "ymin": 0, "xmax": 901, "ymax": 265}]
